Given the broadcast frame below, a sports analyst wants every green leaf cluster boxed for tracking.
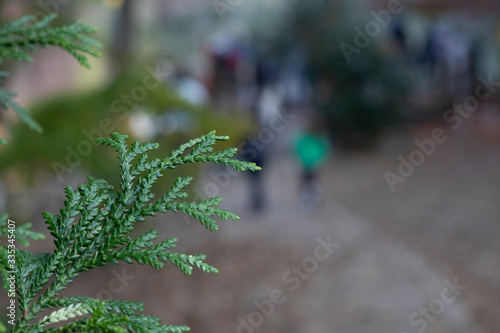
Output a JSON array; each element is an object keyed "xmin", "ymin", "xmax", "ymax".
[
  {"xmin": 1, "ymin": 131, "xmax": 259, "ymax": 332},
  {"xmin": 0, "ymin": 214, "xmax": 45, "ymax": 292},
  {"xmin": 0, "ymin": 13, "xmax": 101, "ymax": 67},
  {"xmin": 0, "ymin": 214, "xmax": 45, "ymax": 247},
  {"xmin": 0, "ymin": 13, "xmax": 100, "ymax": 144}
]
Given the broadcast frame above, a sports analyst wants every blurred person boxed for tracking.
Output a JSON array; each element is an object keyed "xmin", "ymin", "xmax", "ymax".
[
  {"xmin": 208, "ymin": 32, "xmax": 241, "ymax": 108},
  {"xmin": 256, "ymin": 82, "xmax": 285, "ymax": 128},
  {"xmin": 254, "ymin": 57, "xmax": 283, "ymax": 114},
  {"xmin": 427, "ymin": 22, "xmax": 471, "ymax": 95},
  {"xmin": 442, "ymin": 30, "xmax": 471, "ymax": 95},
  {"xmin": 419, "ymin": 26, "xmax": 439, "ymax": 80},
  {"xmin": 255, "ymin": 58, "xmax": 280, "ymax": 93},
  {"xmin": 240, "ymin": 133, "xmax": 266, "ymax": 212},
  {"xmin": 391, "ymin": 19, "xmax": 407, "ymax": 55},
  {"xmin": 281, "ymin": 47, "xmax": 310, "ymax": 109},
  {"xmin": 253, "ymin": 56, "xmax": 284, "ymax": 130},
  {"xmin": 467, "ymin": 39, "xmax": 480, "ymax": 89},
  {"xmin": 293, "ymin": 116, "xmax": 331, "ymax": 210},
  {"xmin": 233, "ymin": 37, "xmax": 258, "ymax": 112}
]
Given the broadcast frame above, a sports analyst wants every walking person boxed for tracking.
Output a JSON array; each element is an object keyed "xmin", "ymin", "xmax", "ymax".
[
  {"xmin": 293, "ymin": 118, "xmax": 331, "ymax": 210},
  {"xmin": 241, "ymin": 135, "xmax": 266, "ymax": 212}
]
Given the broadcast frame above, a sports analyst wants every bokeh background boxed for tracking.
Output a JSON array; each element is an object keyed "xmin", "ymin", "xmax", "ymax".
[{"xmin": 1, "ymin": 0, "xmax": 500, "ymax": 332}]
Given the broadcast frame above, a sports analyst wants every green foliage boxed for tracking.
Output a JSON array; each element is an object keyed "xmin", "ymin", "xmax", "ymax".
[
  {"xmin": 266, "ymin": 0, "xmax": 410, "ymax": 148},
  {"xmin": 315, "ymin": 46, "xmax": 410, "ymax": 148},
  {"xmin": 0, "ymin": 214, "xmax": 45, "ymax": 247},
  {"xmin": 0, "ymin": 13, "xmax": 100, "ymax": 144},
  {"xmin": 0, "ymin": 214, "xmax": 45, "ymax": 292},
  {"xmin": 1, "ymin": 131, "xmax": 259, "ymax": 332},
  {"xmin": 0, "ymin": 66, "xmax": 255, "ymax": 187},
  {"xmin": 0, "ymin": 71, "xmax": 42, "ymax": 136},
  {"xmin": 0, "ymin": 13, "xmax": 100, "ymax": 68}
]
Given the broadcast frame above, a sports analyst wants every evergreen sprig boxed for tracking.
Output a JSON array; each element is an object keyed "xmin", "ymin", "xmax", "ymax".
[
  {"xmin": 0, "ymin": 71, "xmax": 43, "ymax": 136},
  {"xmin": 3, "ymin": 131, "xmax": 260, "ymax": 332},
  {"xmin": 0, "ymin": 14, "xmax": 101, "ymax": 67},
  {"xmin": 0, "ymin": 214, "xmax": 45, "ymax": 247},
  {"xmin": 0, "ymin": 214, "xmax": 45, "ymax": 292},
  {"xmin": 0, "ymin": 13, "xmax": 101, "ymax": 144}
]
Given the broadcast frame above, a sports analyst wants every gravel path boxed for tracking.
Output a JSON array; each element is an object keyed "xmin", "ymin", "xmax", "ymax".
[{"xmin": 135, "ymin": 118, "xmax": 494, "ymax": 333}]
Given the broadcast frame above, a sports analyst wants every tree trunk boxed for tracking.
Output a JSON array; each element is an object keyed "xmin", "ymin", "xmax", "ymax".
[{"xmin": 111, "ymin": 0, "xmax": 134, "ymax": 69}]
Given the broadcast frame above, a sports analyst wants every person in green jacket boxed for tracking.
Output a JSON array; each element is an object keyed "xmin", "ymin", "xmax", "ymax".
[{"xmin": 293, "ymin": 119, "xmax": 331, "ymax": 209}]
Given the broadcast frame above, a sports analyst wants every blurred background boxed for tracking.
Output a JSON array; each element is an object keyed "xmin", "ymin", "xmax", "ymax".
[{"xmin": 1, "ymin": 0, "xmax": 500, "ymax": 332}]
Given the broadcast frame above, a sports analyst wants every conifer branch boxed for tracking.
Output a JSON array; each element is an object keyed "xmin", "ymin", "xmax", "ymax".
[
  {"xmin": 0, "ymin": 14, "xmax": 100, "ymax": 67},
  {"xmin": 2, "ymin": 132, "xmax": 260, "ymax": 332},
  {"xmin": 0, "ymin": 13, "xmax": 101, "ymax": 143}
]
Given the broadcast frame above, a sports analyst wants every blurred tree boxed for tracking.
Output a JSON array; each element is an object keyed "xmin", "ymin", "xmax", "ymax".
[
  {"xmin": 263, "ymin": 0, "xmax": 411, "ymax": 149},
  {"xmin": 111, "ymin": 0, "xmax": 134, "ymax": 68}
]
